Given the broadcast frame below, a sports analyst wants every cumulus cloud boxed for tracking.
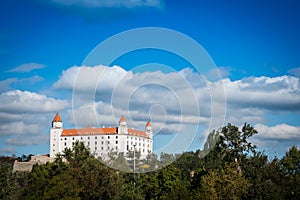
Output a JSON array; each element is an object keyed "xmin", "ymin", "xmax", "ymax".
[
  {"xmin": 0, "ymin": 121, "xmax": 42, "ymax": 136},
  {"xmin": 254, "ymin": 123, "xmax": 300, "ymax": 141},
  {"xmin": 53, "ymin": 65, "xmax": 129, "ymax": 92},
  {"xmin": 54, "ymin": 65, "xmax": 204, "ymax": 132},
  {"xmin": 6, "ymin": 63, "xmax": 46, "ymax": 73},
  {"xmin": 204, "ymin": 66, "xmax": 232, "ymax": 81},
  {"xmin": 54, "ymin": 65, "xmax": 300, "ymax": 133},
  {"xmin": 217, "ymin": 76, "xmax": 300, "ymax": 111},
  {"xmin": 5, "ymin": 134, "xmax": 49, "ymax": 146},
  {"xmin": 0, "ymin": 90, "xmax": 69, "ymax": 114},
  {"xmin": 250, "ymin": 123, "xmax": 300, "ymax": 157}
]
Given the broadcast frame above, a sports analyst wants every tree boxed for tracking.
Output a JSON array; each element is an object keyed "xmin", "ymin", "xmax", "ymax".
[
  {"xmin": 0, "ymin": 159, "xmax": 17, "ymax": 200},
  {"xmin": 219, "ymin": 123, "xmax": 257, "ymax": 162},
  {"xmin": 197, "ymin": 162, "xmax": 251, "ymax": 200},
  {"xmin": 280, "ymin": 146, "xmax": 300, "ymax": 199},
  {"xmin": 280, "ymin": 146, "xmax": 300, "ymax": 176}
]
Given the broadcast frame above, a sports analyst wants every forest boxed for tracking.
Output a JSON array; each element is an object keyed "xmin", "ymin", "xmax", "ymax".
[{"xmin": 1, "ymin": 123, "xmax": 300, "ymax": 200}]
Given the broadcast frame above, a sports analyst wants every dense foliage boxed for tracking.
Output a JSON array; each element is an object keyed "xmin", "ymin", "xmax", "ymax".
[{"xmin": 1, "ymin": 123, "xmax": 300, "ymax": 199}]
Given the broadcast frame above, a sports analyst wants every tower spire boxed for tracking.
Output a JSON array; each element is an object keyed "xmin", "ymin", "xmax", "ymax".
[
  {"xmin": 52, "ymin": 113, "xmax": 62, "ymax": 128},
  {"xmin": 52, "ymin": 113, "xmax": 62, "ymax": 122}
]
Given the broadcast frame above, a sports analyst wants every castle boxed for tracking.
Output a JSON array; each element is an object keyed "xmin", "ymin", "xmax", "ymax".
[{"xmin": 50, "ymin": 114, "xmax": 153, "ymax": 160}]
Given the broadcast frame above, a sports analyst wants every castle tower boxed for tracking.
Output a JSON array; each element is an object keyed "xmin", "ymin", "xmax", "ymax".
[
  {"xmin": 52, "ymin": 113, "xmax": 62, "ymax": 128},
  {"xmin": 50, "ymin": 113, "xmax": 63, "ymax": 157},
  {"xmin": 118, "ymin": 115, "xmax": 128, "ymax": 134},
  {"xmin": 145, "ymin": 121, "xmax": 153, "ymax": 139}
]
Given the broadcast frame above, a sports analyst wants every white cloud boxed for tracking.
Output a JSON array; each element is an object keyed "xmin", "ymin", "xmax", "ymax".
[
  {"xmin": 249, "ymin": 123, "xmax": 300, "ymax": 157},
  {"xmin": 0, "ymin": 121, "xmax": 42, "ymax": 136},
  {"xmin": 7, "ymin": 63, "xmax": 46, "ymax": 73},
  {"xmin": 53, "ymin": 65, "xmax": 130, "ymax": 92},
  {"xmin": 54, "ymin": 65, "xmax": 300, "ymax": 133},
  {"xmin": 19, "ymin": 75, "xmax": 44, "ymax": 84},
  {"xmin": 0, "ymin": 78, "xmax": 18, "ymax": 92},
  {"xmin": 204, "ymin": 66, "xmax": 232, "ymax": 81},
  {"xmin": 0, "ymin": 76, "xmax": 44, "ymax": 93},
  {"xmin": 254, "ymin": 123, "xmax": 300, "ymax": 141},
  {"xmin": 288, "ymin": 67, "xmax": 300, "ymax": 78},
  {"xmin": 5, "ymin": 134, "xmax": 49, "ymax": 146},
  {"xmin": 55, "ymin": 65, "xmax": 204, "ymax": 132},
  {"xmin": 51, "ymin": 0, "xmax": 163, "ymax": 8},
  {"xmin": 213, "ymin": 75, "xmax": 300, "ymax": 111},
  {"xmin": 0, "ymin": 90, "xmax": 69, "ymax": 114}
]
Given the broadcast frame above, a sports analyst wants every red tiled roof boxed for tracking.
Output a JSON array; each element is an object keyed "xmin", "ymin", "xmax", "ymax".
[
  {"xmin": 62, "ymin": 127, "xmax": 117, "ymax": 136},
  {"xmin": 61, "ymin": 126, "xmax": 149, "ymax": 138},
  {"xmin": 52, "ymin": 113, "xmax": 62, "ymax": 122},
  {"xmin": 128, "ymin": 128, "xmax": 148, "ymax": 138}
]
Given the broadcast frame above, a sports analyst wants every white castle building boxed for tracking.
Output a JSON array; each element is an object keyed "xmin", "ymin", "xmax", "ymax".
[{"xmin": 50, "ymin": 113, "xmax": 153, "ymax": 160}]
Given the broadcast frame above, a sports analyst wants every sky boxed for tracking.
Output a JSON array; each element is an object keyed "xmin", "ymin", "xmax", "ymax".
[{"xmin": 0, "ymin": 0, "xmax": 300, "ymax": 158}]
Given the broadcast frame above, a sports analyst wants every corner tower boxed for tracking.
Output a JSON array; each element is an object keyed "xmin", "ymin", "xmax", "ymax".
[
  {"xmin": 118, "ymin": 115, "xmax": 128, "ymax": 134},
  {"xmin": 52, "ymin": 113, "xmax": 62, "ymax": 128},
  {"xmin": 145, "ymin": 121, "xmax": 153, "ymax": 139},
  {"xmin": 50, "ymin": 113, "xmax": 63, "ymax": 157}
]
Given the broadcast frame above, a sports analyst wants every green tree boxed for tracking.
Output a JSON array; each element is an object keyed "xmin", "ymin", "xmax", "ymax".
[
  {"xmin": 280, "ymin": 146, "xmax": 300, "ymax": 199},
  {"xmin": 197, "ymin": 162, "xmax": 251, "ymax": 200},
  {"xmin": 0, "ymin": 159, "xmax": 17, "ymax": 200}
]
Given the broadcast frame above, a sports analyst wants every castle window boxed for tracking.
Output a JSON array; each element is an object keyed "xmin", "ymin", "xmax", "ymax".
[
  {"xmin": 65, "ymin": 138, "xmax": 67, "ymax": 140},
  {"xmin": 101, "ymin": 147, "xmax": 103, "ymax": 150},
  {"xmin": 116, "ymin": 136, "xmax": 118, "ymax": 139},
  {"xmin": 95, "ymin": 136, "xmax": 97, "ymax": 139},
  {"xmin": 107, "ymin": 146, "xmax": 110, "ymax": 150},
  {"xmin": 116, "ymin": 141, "xmax": 118, "ymax": 144},
  {"xmin": 101, "ymin": 141, "xmax": 104, "ymax": 145},
  {"xmin": 95, "ymin": 146, "xmax": 97, "ymax": 150},
  {"xmin": 72, "ymin": 142, "xmax": 74, "ymax": 146},
  {"xmin": 73, "ymin": 137, "xmax": 74, "ymax": 140},
  {"xmin": 95, "ymin": 141, "xmax": 97, "ymax": 145},
  {"xmin": 88, "ymin": 137, "xmax": 90, "ymax": 140},
  {"xmin": 108, "ymin": 136, "xmax": 110, "ymax": 139},
  {"xmin": 64, "ymin": 142, "xmax": 66, "ymax": 146}
]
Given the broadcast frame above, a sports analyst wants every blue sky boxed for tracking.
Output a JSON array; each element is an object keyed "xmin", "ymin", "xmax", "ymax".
[{"xmin": 0, "ymin": 0, "xmax": 300, "ymax": 158}]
